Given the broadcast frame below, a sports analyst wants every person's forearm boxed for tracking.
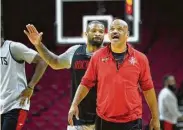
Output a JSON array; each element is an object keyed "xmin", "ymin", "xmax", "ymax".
[
  {"xmin": 143, "ymin": 88, "xmax": 159, "ymax": 119},
  {"xmin": 72, "ymin": 84, "xmax": 90, "ymax": 106},
  {"xmin": 35, "ymin": 43, "xmax": 59, "ymax": 69},
  {"xmin": 28, "ymin": 60, "xmax": 47, "ymax": 88}
]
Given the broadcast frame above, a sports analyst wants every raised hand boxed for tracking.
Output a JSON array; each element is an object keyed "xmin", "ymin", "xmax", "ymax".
[{"xmin": 24, "ymin": 24, "xmax": 43, "ymax": 46}]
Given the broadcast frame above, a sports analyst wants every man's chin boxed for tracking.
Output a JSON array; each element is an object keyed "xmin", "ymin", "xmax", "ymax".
[
  {"xmin": 92, "ymin": 44, "xmax": 102, "ymax": 48},
  {"xmin": 90, "ymin": 41, "xmax": 102, "ymax": 46},
  {"xmin": 91, "ymin": 44, "xmax": 102, "ymax": 48}
]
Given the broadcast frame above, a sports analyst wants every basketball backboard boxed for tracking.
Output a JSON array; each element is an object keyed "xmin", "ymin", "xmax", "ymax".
[{"xmin": 56, "ymin": 0, "xmax": 140, "ymax": 44}]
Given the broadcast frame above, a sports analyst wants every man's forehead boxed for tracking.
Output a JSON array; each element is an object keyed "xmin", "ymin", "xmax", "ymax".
[
  {"xmin": 110, "ymin": 19, "xmax": 128, "ymax": 28},
  {"xmin": 110, "ymin": 24, "xmax": 127, "ymax": 28},
  {"xmin": 89, "ymin": 23, "xmax": 104, "ymax": 29}
]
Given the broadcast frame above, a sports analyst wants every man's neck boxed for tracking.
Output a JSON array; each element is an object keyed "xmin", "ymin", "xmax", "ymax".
[
  {"xmin": 86, "ymin": 43, "xmax": 100, "ymax": 53},
  {"xmin": 111, "ymin": 42, "xmax": 127, "ymax": 53}
]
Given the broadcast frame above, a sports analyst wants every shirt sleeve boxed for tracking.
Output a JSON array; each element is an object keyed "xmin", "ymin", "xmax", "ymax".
[
  {"xmin": 164, "ymin": 95, "xmax": 182, "ymax": 118},
  {"xmin": 80, "ymin": 53, "xmax": 98, "ymax": 89},
  {"xmin": 139, "ymin": 54, "xmax": 154, "ymax": 91},
  {"xmin": 10, "ymin": 42, "xmax": 38, "ymax": 64},
  {"xmin": 57, "ymin": 45, "xmax": 81, "ymax": 69}
]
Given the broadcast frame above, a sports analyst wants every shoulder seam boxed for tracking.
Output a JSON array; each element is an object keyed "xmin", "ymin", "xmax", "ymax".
[{"xmin": 9, "ymin": 42, "xmax": 25, "ymax": 64}]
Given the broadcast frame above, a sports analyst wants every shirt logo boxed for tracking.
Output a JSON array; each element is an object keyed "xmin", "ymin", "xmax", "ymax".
[
  {"xmin": 0, "ymin": 57, "xmax": 8, "ymax": 65},
  {"xmin": 129, "ymin": 56, "xmax": 137, "ymax": 65},
  {"xmin": 101, "ymin": 57, "xmax": 109, "ymax": 63},
  {"xmin": 19, "ymin": 123, "xmax": 23, "ymax": 126},
  {"xmin": 74, "ymin": 60, "xmax": 89, "ymax": 70}
]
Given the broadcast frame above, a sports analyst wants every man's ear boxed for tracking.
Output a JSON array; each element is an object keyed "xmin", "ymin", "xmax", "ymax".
[{"xmin": 127, "ymin": 31, "xmax": 129, "ymax": 37}]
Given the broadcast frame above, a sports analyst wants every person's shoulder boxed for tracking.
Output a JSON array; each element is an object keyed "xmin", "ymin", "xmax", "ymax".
[
  {"xmin": 131, "ymin": 47, "xmax": 149, "ymax": 64},
  {"xmin": 159, "ymin": 88, "xmax": 167, "ymax": 93},
  {"xmin": 4, "ymin": 40, "xmax": 16, "ymax": 45},
  {"xmin": 8, "ymin": 40, "xmax": 25, "ymax": 48},
  {"xmin": 160, "ymin": 88, "xmax": 173, "ymax": 97},
  {"xmin": 133, "ymin": 47, "xmax": 147, "ymax": 59},
  {"xmin": 6, "ymin": 40, "xmax": 21, "ymax": 44},
  {"xmin": 4, "ymin": 40, "xmax": 23, "ymax": 51},
  {"xmin": 67, "ymin": 44, "xmax": 82, "ymax": 52},
  {"xmin": 71, "ymin": 44, "xmax": 82, "ymax": 49},
  {"xmin": 69, "ymin": 44, "xmax": 81, "ymax": 49},
  {"xmin": 5, "ymin": 40, "xmax": 14, "ymax": 43},
  {"xmin": 1, "ymin": 40, "xmax": 10, "ymax": 47},
  {"xmin": 159, "ymin": 88, "xmax": 169, "ymax": 98}
]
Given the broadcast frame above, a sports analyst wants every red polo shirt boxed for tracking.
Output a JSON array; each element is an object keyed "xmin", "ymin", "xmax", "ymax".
[{"xmin": 81, "ymin": 44, "xmax": 154, "ymax": 123}]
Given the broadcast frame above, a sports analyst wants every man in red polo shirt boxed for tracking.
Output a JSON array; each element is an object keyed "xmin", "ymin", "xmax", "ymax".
[{"xmin": 68, "ymin": 19, "xmax": 160, "ymax": 130}]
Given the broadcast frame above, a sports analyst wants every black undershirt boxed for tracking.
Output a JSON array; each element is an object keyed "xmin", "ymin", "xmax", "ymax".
[
  {"xmin": 112, "ymin": 51, "xmax": 126, "ymax": 63},
  {"xmin": 112, "ymin": 51, "xmax": 126, "ymax": 70}
]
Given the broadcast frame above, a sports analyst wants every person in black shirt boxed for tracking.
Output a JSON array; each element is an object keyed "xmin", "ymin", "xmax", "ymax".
[{"xmin": 24, "ymin": 21, "xmax": 105, "ymax": 130}]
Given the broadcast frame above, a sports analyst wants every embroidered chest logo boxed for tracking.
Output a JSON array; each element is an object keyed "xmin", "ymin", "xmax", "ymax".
[
  {"xmin": 129, "ymin": 57, "xmax": 137, "ymax": 65},
  {"xmin": 101, "ymin": 57, "xmax": 109, "ymax": 63}
]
